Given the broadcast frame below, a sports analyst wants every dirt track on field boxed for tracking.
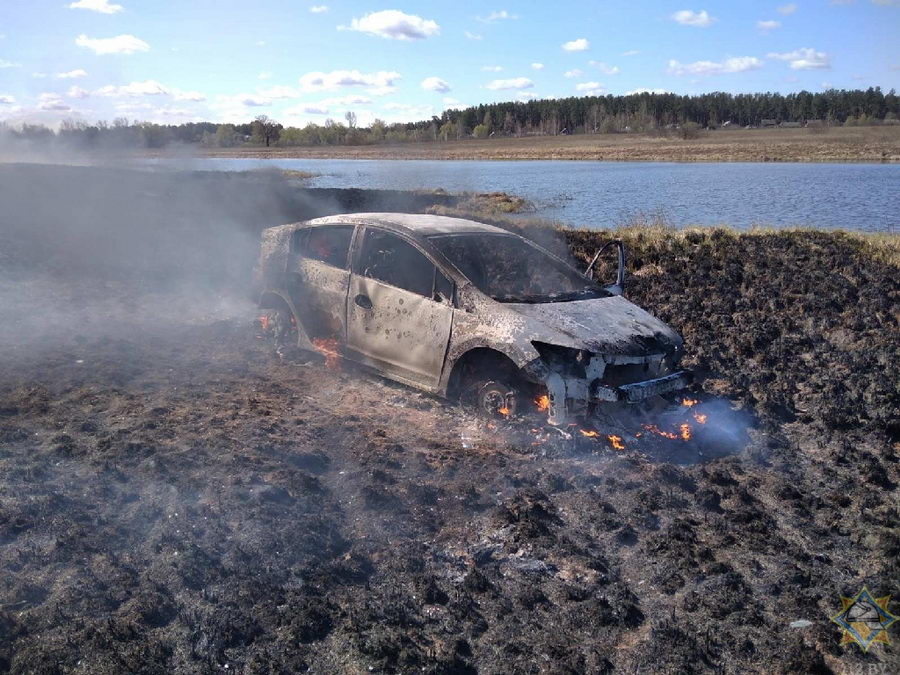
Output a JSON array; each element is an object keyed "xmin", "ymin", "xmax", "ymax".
[{"xmin": 0, "ymin": 164, "xmax": 897, "ymax": 674}]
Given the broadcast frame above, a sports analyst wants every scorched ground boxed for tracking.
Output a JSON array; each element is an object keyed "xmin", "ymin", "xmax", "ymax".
[{"xmin": 0, "ymin": 164, "xmax": 897, "ymax": 674}]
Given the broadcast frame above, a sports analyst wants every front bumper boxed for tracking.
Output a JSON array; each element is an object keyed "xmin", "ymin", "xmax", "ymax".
[{"xmin": 593, "ymin": 370, "xmax": 693, "ymax": 403}]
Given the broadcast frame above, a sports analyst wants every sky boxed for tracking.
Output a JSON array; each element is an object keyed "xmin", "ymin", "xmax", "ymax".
[{"xmin": 0, "ymin": 1, "xmax": 898, "ymax": 128}]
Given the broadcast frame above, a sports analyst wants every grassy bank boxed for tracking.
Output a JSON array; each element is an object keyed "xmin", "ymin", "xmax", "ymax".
[{"xmin": 196, "ymin": 125, "xmax": 900, "ymax": 162}]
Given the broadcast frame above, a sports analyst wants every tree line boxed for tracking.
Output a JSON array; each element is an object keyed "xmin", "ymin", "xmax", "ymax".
[{"xmin": 1, "ymin": 87, "xmax": 897, "ymax": 150}]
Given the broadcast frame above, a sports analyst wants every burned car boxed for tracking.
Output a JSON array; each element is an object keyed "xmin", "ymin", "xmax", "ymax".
[{"xmin": 255, "ymin": 213, "xmax": 691, "ymax": 425}]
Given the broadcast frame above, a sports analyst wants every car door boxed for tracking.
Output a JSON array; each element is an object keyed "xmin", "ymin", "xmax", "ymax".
[
  {"xmin": 288, "ymin": 224, "xmax": 354, "ymax": 342},
  {"xmin": 346, "ymin": 227, "xmax": 454, "ymax": 390}
]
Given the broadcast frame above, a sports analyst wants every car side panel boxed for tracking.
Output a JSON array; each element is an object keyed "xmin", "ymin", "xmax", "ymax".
[
  {"xmin": 289, "ymin": 257, "xmax": 351, "ymax": 342},
  {"xmin": 346, "ymin": 274, "xmax": 453, "ymax": 390}
]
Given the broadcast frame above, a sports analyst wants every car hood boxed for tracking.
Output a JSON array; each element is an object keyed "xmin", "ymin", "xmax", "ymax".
[{"xmin": 505, "ymin": 295, "xmax": 683, "ymax": 357}]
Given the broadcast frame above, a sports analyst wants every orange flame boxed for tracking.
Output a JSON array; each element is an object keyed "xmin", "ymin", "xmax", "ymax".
[
  {"xmin": 680, "ymin": 423, "xmax": 692, "ymax": 441},
  {"xmin": 311, "ymin": 338, "xmax": 340, "ymax": 368},
  {"xmin": 682, "ymin": 398, "xmax": 699, "ymax": 407},
  {"xmin": 498, "ymin": 406, "xmax": 511, "ymax": 417},
  {"xmin": 607, "ymin": 435, "xmax": 625, "ymax": 450},
  {"xmin": 259, "ymin": 315, "xmax": 270, "ymax": 332},
  {"xmin": 693, "ymin": 412, "xmax": 708, "ymax": 424},
  {"xmin": 580, "ymin": 429, "xmax": 600, "ymax": 438},
  {"xmin": 535, "ymin": 394, "xmax": 550, "ymax": 412},
  {"xmin": 642, "ymin": 424, "xmax": 679, "ymax": 440}
]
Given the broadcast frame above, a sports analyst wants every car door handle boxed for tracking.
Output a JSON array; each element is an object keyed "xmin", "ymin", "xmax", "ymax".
[{"xmin": 354, "ymin": 294, "xmax": 373, "ymax": 310}]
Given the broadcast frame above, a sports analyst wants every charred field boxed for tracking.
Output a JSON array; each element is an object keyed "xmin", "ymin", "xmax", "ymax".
[{"xmin": 0, "ymin": 163, "xmax": 898, "ymax": 674}]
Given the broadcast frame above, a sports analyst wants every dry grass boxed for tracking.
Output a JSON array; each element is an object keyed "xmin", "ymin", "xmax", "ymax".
[
  {"xmin": 200, "ymin": 126, "xmax": 900, "ymax": 163},
  {"xmin": 425, "ymin": 204, "xmax": 900, "ymax": 268}
]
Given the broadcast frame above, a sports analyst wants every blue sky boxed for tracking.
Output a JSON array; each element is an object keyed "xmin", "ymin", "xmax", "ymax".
[{"xmin": 1, "ymin": 1, "xmax": 898, "ymax": 127}]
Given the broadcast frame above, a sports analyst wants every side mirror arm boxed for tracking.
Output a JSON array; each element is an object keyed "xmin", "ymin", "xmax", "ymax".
[{"xmin": 584, "ymin": 240, "xmax": 626, "ymax": 295}]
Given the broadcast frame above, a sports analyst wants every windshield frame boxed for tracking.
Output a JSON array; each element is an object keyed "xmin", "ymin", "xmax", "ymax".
[{"xmin": 426, "ymin": 231, "xmax": 609, "ymax": 304}]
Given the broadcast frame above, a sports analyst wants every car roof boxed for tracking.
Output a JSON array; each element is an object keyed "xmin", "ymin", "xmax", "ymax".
[{"xmin": 302, "ymin": 212, "xmax": 511, "ymax": 237}]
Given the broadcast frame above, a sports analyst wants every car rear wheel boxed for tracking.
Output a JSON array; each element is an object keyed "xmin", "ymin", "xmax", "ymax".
[{"xmin": 261, "ymin": 305, "xmax": 297, "ymax": 349}]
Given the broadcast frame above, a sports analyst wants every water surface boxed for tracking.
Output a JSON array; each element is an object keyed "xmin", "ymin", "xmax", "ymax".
[{"xmin": 143, "ymin": 158, "xmax": 899, "ymax": 232}]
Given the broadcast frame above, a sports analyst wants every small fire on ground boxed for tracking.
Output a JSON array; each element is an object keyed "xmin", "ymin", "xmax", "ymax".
[
  {"xmin": 522, "ymin": 395, "xmax": 710, "ymax": 452},
  {"xmin": 312, "ymin": 338, "xmax": 341, "ymax": 369}
]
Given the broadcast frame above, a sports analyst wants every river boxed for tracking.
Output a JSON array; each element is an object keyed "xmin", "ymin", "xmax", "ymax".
[{"xmin": 143, "ymin": 158, "xmax": 899, "ymax": 232}]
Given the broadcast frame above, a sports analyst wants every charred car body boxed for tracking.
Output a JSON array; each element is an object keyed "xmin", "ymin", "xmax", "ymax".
[{"xmin": 255, "ymin": 213, "xmax": 691, "ymax": 425}]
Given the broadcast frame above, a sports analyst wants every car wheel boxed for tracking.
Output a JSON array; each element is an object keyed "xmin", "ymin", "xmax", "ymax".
[
  {"xmin": 472, "ymin": 379, "xmax": 519, "ymax": 418},
  {"xmin": 262, "ymin": 305, "xmax": 297, "ymax": 348}
]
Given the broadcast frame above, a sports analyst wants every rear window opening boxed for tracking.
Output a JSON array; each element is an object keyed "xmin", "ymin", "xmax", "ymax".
[{"xmin": 294, "ymin": 226, "xmax": 354, "ymax": 269}]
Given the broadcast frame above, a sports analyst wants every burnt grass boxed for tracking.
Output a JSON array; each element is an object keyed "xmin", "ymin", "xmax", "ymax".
[{"xmin": 1, "ymin": 164, "xmax": 898, "ymax": 673}]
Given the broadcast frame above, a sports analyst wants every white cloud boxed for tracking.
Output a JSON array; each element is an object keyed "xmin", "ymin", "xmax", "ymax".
[
  {"xmin": 768, "ymin": 47, "xmax": 830, "ymax": 69},
  {"xmin": 484, "ymin": 77, "xmax": 534, "ymax": 90},
  {"xmin": 757, "ymin": 20, "xmax": 781, "ymax": 32},
  {"xmin": 295, "ymin": 105, "xmax": 330, "ymax": 115},
  {"xmin": 257, "ymin": 85, "xmax": 299, "ymax": 99},
  {"xmin": 258, "ymin": 71, "xmax": 273, "ymax": 80},
  {"xmin": 299, "ymin": 70, "xmax": 402, "ymax": 94},
  {"xmin": 777, "ymin": 3, "xmax": 797, "ymax": 14},
  {"xmin": 75, "ymin": 34, "xmax": 150, "ymax": 55},
  {"xmin": 477, "ymin": 10, "xmax": 517, "ymax": 23},
  {"xmin": 68, "ymin": 0, "xmax": 123, "ymax": 14},
  {"xmin": 622, "ymin": 50, "xmax": 640, "ymax": 57},
  {"xmin": 309, "ymin": 5, "xmax": 328, "ymax": 13},
  {"xmin": 320, "ymin": 95, "xmax": 372, "ymax": 106},
  {"xmin": 421, "ymin": 77, "xmax": 450, "ymax": 93},
  {"xmin": 531, "ymin": 62, "xmax": 544, "ymax": 70},
  {"xmin": 576, "ymin": 81, "xmax": 606, "ymax": 95},
  {"xmin": 668, "ymin": 56, "xmax": 763, "ymax": 75},
  {"xmin": 345, "ymin": 10, "xmax": 439, "ymax": 40},
  {"xmin": 96, "ymin": 80, "xmax": 169, "ymax": 96},
  {"xmin": 56, "ymin": 69, "xmax": 87, "ymax": 79},
  {"xmin": 443, "ymin": 96, "xmax": 464, "ymax": 107},
  {"xmin": 381, "ymin": 102, "xmax": 434, "ymax": 122},
  {"xmin": 235, "ymin": 95, "xmax": 270, "ymax": 107},
  {"xmin": 284, "ymin": 98, "xmax": 375, "ymax": 121},
  {"xmin": 564, "ymin": 69, "xmax": 583, "ymax": 78},
  {"xmin": 671, "ymin": 10, "xmax": 715, "ymax": 27},
  {"xmin": 172, "ymin": 90, "xmax": 206, "ymax": 102},
  {"xmin": 625, "ymin": 88, "xmax": 669, "ymax": 95},
  {"xmin": 0, "ymin": 95, "xmax": 16, "ymax": 104},
  {"xmin": 38, "ymin": 93, "xmax": 71, "ymax": 111},
  {"xmin": 562, "ymin": 38, "xmax": 589, "ymax": 51},
  {"xmin": 67, "ymin": 86, "xmax": 90, "ymax": 99},
  {"xmin": 481, "ymin": 65, "xmax": 503, "ymax": 72},
  {"xmin": 589, "ymin": 61, "xmax": 620, "ymax": 75},
  {"xmin": 516, "ymin": 91, "xmax": 538, "ymax": 101},
  {"xmin": 0, "ymin": 60, "xmax": 21, "ymax": 68},
  {"xmin": 464, "ymin": 31, "xmax": 483, "ymax": 40}
]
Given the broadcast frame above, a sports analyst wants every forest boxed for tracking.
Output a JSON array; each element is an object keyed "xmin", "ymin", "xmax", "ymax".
[{"xmin": 2, "ymin": 87, "xmax": 897, "ymax": 150}]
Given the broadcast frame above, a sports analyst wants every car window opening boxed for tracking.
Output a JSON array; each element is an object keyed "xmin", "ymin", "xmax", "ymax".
[{"xmin": 428, "ymin": 232, "xmax": 608, "ymax": 303}]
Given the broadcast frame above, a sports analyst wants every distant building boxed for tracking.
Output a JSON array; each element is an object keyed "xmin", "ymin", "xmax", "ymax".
[
  {"xmin": 780, "ymin": 121, "xmax": 802, "ymax": 128},
  {"xmin": 761, "ymin": 119, "xmax": 778, "ymax": 127}
]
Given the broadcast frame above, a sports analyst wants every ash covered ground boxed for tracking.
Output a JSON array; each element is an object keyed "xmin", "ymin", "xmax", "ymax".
[{"xmin": 0, "ymin": 164, "xmax": 898, "ymax": 674}]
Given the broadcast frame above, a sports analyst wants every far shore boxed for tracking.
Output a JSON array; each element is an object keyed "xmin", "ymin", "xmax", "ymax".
[{"xmin": 189, "ymin": 125, "xmax": 900, "ymax": 163}]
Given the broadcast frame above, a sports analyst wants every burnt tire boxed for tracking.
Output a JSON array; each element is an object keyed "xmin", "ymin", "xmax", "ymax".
[
  {"xmin": 261, "ymin": 305, "xmax": 298, "ymax": 349},
  {"xmin": 465, "ymin": 379, "xmax": 520, "ymax": 419}
]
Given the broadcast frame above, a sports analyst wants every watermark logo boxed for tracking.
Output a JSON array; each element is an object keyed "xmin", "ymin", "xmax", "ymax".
[{"xmin": 830, "ymin": 586, "xmax": 898, "ymax": 653}]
